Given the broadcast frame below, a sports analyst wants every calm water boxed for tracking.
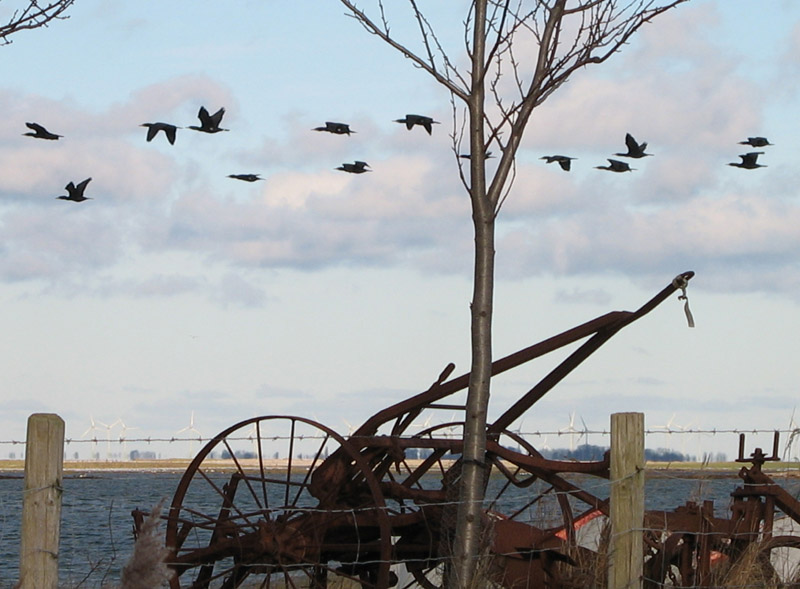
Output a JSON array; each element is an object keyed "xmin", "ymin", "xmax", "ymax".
[{"xmin": 0, "ymin": 471, "xmax": 797, "ymax": 588}]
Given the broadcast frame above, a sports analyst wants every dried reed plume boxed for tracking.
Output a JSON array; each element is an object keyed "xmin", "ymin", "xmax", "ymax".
[{"xmin": 118, "ymin": 499, "xmax": 173, "ymax": 589}]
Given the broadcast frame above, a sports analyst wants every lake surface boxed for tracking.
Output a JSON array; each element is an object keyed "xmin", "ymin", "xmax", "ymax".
[{"xmin": 0, "ymin": 470, "xmax": 797, "ymax": 588}]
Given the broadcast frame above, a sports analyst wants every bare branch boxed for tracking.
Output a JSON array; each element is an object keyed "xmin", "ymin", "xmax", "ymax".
[
  {"xmin": 339, "ymin": 0, "xmax": 469, "ymax": 101},
  {"xmin": 1, "ymin": 0, "xmax": 74, "ymax": 46}
]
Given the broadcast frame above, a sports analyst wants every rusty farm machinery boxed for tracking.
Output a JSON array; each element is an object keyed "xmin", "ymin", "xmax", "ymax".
[{"xmin": 132, "ymin": 271, "xmax": 800, "ymax": 588}]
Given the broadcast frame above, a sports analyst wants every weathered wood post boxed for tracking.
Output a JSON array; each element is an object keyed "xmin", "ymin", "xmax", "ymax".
[
  {"xmin": 608, "ymin": 412, "xmax": 645, "ymax": 589},
  {"xmin": 19, "ymin": 413, "xmax": 64, "ymax": 589}
]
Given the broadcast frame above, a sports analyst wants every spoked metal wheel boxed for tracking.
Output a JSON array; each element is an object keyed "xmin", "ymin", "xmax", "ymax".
[{"xmin": 165, "ymin": 416, "xmax": 392, "ymax": 589}]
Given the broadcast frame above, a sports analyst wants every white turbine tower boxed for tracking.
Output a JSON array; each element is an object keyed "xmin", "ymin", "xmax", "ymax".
[{"xmin": 176, "ymin": 412, "xmax": 202, "ymax": 458}]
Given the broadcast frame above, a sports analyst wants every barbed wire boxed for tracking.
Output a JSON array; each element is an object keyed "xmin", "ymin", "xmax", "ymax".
[{"xmin": 0, "ymin": 427, "xmax": 796, "ymax": 447}]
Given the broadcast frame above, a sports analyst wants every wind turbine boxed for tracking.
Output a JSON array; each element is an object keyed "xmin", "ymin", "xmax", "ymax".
[
  {"xmin": 176, "ymin": 412, "xmax": 202, "ymax": 458},
  {"xmin": 579, "ymin": 415, "xmax": 590, "ymax": 448},
  {"xmin": 653, "ymin": 414, "xmax": 677, "ymax": 433},
  {"xmin": 540, "ymin": 435, "xmax": 551, "ymax": 457},
  {"xmin": 81, "ymin": 416, "xmax": 102, "ymax": 460},
  {"xmin": 560, "ymin": 412, "xmax": 580, "ymax": 453},
  {"xmin": 652, "ymin": 413, "xmax": 678, "ymax": 455},
  {"xmin": 96, "ymin": 418, "xmax": 120, "ymax": 461},
  {"xmin": 117, "ymin": 419, "xmax": 138, "ymax": 460},
  {"xmin": 783, "ymin": 408, "xmax": 799, "ymax": 462},
  {"xmin": 410, "ymin": 413, "xmax": 433, "ymax": 434}
]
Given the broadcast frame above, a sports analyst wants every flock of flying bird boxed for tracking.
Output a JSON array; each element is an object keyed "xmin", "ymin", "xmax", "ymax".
[
  {"xmin": 21, "ymin": 109, "xmax": 444, "ymax": 201},
  {"xmin": 540, "ymin": 132, "xmax": 774, "ymax": 173},
  {"xmin": 22, "ymin": 109, "xmax": 772, "ymax": 203}
]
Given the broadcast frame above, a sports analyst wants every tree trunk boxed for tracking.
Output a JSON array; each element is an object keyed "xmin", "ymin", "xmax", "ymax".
[
  {"xmin": 450, "ymin": 4, "xmax": 493, "ymax": 585},
  {"xmin": 450, "ymin": 205, "xmax": 495, "ymax": 586}
]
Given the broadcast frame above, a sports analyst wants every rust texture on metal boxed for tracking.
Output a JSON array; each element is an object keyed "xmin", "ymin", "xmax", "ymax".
[{"xmin": 129, "ymin": 270, "xmax": 800, "ymax": 588}]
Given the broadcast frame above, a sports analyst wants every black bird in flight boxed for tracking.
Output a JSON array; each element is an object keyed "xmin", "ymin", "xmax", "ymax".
[
  {"xmin": 615, "ymin": 133, "xmax": 651, "ymax": 158},
  {"xmin": 540, "ymin": 155, "xmax": 576, "ymax": 171},
  {"xmin": 595, "ymin": 159, "xmax": 635, "ymax": 173},
  {"xmin": 57, "ymin": 178, "xmax": 92, "ymax": 202},
  {"xmin": 24, "ymin": 122, "xmax": 62, "ymax": 140},
  {"xmin": 313, "ymin": 121, "xmax": 354, "ymax": 135},
  {"xmin": 227, "ymin": 174, "xmax": 263, "ymax": 182},
  {"xmin": 394, "ymin": 114, "xmax": 439, "ymax": 135},
  {"xmin": 728, "ymin": 152, "xmax": 766, "ymax": 169},
  {"xmin": 188, "ymin": 106, "xmax": 228, "ymax": 133},
  {"xmin": 459, "ymin": 151, "xmax": 494, "ymax": 160},
  {"xmin": 141, "ymin": 122, "xmax": 180, "ymax": 145},
  {"xmin": 739, "ymin": 136, "xmax": 772, "ymax": 148},
  {"xmin": 336, "ymin": 161, "xmax": 371, "ymax": 174}
]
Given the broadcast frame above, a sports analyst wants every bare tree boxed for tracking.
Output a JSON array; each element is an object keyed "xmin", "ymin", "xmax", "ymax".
[
  {"xmin": 339, "ymin": 0, "xmax": 688, "ymax": 586},
  {"xmin": 1, "ymin": 0, "xmax": 74, "ymax": 45}
]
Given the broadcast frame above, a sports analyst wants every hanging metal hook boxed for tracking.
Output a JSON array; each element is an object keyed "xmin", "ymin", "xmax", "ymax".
[{"xmin": 672, "ymin": 275, "xmax": 695, "ymax": 328}]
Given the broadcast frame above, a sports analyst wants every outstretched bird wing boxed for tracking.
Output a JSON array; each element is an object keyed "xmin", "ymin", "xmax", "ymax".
[
  {"xmin": 624, "ymin": 133, "xmax": 639, "ymax": 153},
  {"xmin": 165, "ymin": 125, "xmax": 177, "ymax": 145},
  {"xmin": 209, "ymin": 108, "xmax": 225, "ymax": 128},
  {"xmin": 75, "ymin": 178, "xmax": 92, "ymax": 196},
  {"xmin": 609, "ymin": 159, "xmax": 630, "ymax": 171},
  {"xmin": 741, "ymin": 152, "xmax": 762, "ymax": 166},
  {"xmin": 26, "ymin": 122, "xmax": 47, "ymax": 134}
]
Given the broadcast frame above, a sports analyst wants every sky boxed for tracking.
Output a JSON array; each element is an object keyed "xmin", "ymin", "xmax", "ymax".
[{"xmin": 0, "ymin": 0, "xmax": 798, "ymax": 461}]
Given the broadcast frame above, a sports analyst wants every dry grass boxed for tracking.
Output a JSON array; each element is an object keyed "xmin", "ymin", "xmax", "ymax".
[{"xmin": 118, "ymin": 500, "xmax": 173, "ymax": 589}]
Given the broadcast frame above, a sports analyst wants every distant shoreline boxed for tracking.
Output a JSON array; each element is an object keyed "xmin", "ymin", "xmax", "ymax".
[{"xmin": 0, "ymin": 458, "xmax": 798, "ymax": 477}]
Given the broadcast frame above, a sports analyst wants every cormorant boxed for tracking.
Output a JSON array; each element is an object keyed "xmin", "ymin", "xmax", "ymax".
[
  {"xmin": 738, "ymin": 137, "xmax": 772, "ymax": 148},
  {"xmin": 188, "ymin": 106, "xmax": 228, "ymax": 133},
  {"xmin": 595, "ymin": 159, "xmax": 635, "ymax": 172},
  {"xmin": 24, "ymin": 122, "xmax": 62, "ymax": 140},
  {"xmin": 57, "ymin": 178, "xmax": 92, "ymax": 202},
  {"xmin": 728, "ymin": 152, "xmax": 766, "ymax": 169},
  {"xmin": 394, "ymin": 114, "xmax": 439, "ymax": 135},
  {"xmin": 615, "ymin": 133, "xmax": 651, "ymax": 158},
  {"xmin": 227, "ymin": 174, "xmax": 263, "ymax": 182},
  {"xmin": 540, "ymin": 155, "xmax": 576, "ymax": 171},
  {"xmin": 313, "ymin": 122, "xmax": 354, "ymax": 135},
  {"xmin": 336, "ymin": 161, "xmax": 370, "ymax": 174},
  {"xmin": 140, "ymin": 122, "xmax": 180, "ymax": 145}
]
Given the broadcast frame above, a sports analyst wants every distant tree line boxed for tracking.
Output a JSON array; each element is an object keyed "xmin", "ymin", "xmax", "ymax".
[{"xmin": 404, "ymin": 445, "xmax": 727, "ymax": 463}]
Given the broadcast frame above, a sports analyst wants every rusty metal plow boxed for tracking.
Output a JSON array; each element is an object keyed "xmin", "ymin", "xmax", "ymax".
[{"xmin": 135, "ymin": 271, "xmax": 787, "ymax": 589}]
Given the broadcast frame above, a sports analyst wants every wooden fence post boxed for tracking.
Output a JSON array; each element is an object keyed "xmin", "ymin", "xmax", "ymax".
[
  {"xmin": 19, "ymin": 413, "xmax": 64, "ymax": 589},
  {"xmin": 608, "ymin": 412, "xmax": 645, "ymax": 589}
]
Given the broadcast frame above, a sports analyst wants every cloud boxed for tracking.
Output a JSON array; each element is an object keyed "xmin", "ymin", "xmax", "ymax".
[{"xmin": 496, "ymin": 189, "xmax": 800, "ymax": 295}]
